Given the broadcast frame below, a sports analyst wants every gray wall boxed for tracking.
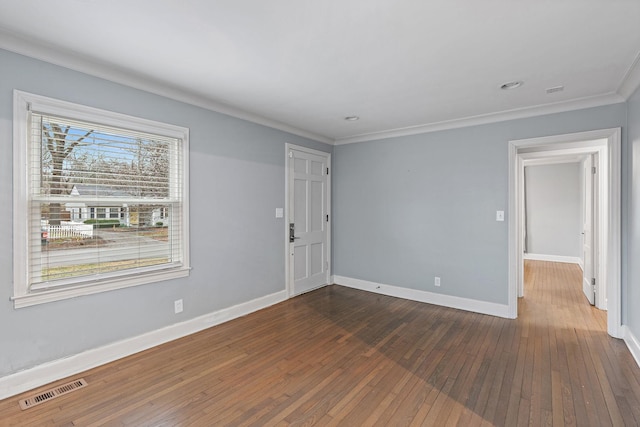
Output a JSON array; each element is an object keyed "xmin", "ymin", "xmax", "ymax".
[
  {"xmin": 1, "ymin": 46, "xmax": 638, "ymax": 379},
  {"xmin": 0, "ymin": 49, "xmax": 332, "ymax": 377},
  {"xmin": 333, "ymin": 103, "xmax": 627, "ymax": 305},
  {"xmin": 627, "ymin": 85, "xmax": 640, "ymax": 341},
  {"xmin": 524, "ymin": 163, "xmax": 582, "ymax": 258}
]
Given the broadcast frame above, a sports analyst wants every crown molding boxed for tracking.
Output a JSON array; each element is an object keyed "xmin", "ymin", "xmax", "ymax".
[
  {"xmin": 618, "ymin": 50, "xmax": 640, "ymax": 99},
  {"xmin": 334, "ymin": 93, "xmax": 625, "ymax": 145},
  {"xmin": 0, "ymin": 30, "xmax": 334, "ymax": 145},
  {"xmin": 2, "ymin": 28, "xmax": 635, "ymax": 148}
]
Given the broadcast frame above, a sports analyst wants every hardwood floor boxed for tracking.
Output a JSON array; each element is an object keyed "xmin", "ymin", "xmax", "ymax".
[{"xmin": 1, "ymin": 260, "xmax": 639, "ymax": 426}]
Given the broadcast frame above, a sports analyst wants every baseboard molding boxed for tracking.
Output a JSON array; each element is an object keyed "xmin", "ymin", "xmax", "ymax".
[
  {"xmin": 0, "ymin": 290, "xmax": 287, "ymax": 401},
  {"xmin": 333, "ymin": 276, "xmax": 510, "ymax": 319},
  {"xmin": 623, "ymin": 325, "xmax": 640, "ymax": 369},
  {"xmin": 524, "ymin": 253, "xmax": 582, "ymax": 265}
]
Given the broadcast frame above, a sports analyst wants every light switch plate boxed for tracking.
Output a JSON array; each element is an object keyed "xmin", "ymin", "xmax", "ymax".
[
  {"xmin": 275, "ymin": 208, "xmax": 284, "ymax": 218},
  {"xmin": 496, "ymin": 210, "xmax": 504, "ymax": 221}
]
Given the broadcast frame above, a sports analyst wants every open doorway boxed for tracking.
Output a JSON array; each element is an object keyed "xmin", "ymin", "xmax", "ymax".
[
  {"xmin": 522, "ymin": 153, "xmax": 600, "ymax": 307},
  {"xmin": 508, "ymin": 128, "xmax": 621, "ymax": 338}
]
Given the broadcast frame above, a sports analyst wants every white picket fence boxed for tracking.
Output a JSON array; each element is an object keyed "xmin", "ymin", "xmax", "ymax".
[{"xmin": 46, "ymin": 222, "xmax": 94, "ymax": 240}]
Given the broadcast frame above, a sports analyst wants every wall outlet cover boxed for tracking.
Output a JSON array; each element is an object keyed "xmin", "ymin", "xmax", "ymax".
[{"xmin": 174, "ymin": 299, "xmax": 183, "ymax": 314}]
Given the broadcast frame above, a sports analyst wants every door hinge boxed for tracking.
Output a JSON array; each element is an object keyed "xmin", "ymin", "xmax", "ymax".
[
  {"xmin": 592, "ymin": 278, "xmax": 596, "ymax": 287},
  {"xmin": 326, "ymin": 214, "xmax": 329, "ymax": 222},
  {"xmin": 592, "ymin": 166, "xmax": 596, "ymax": 174},
  {"xmin": 326, "ymin": 167, "xmax": 329, "ymax": 175}
]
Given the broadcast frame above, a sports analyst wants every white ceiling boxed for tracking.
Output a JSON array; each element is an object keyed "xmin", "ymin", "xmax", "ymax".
[{"xmin": 1, "ymin": 0, "xmax": 639, "ymax": 144}]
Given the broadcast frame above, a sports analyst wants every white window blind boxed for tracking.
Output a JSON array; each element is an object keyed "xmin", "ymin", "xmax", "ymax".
[{"xmin": 13, "ymin": 91, "xmax": 190, "ymax": 307}]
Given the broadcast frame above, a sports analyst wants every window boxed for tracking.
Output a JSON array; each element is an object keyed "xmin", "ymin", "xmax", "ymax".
[{"xmin": 12, "ymin": 91, "xmax": 190, "ymax": 308}]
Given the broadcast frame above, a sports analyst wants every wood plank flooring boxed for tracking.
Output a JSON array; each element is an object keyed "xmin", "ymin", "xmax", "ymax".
[{"xmin": 1, "ymin": 260, "xmax": 639, "ymax": 426}]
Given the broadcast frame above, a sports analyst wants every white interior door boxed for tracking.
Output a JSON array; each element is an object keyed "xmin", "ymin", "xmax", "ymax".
[
  {"xmin": 582, "ymin": 155, "xmax": 595, "ymax": 305},
  {"xmin": 288, "ymin": 147, "xmax": 329, "ymax": 295}
]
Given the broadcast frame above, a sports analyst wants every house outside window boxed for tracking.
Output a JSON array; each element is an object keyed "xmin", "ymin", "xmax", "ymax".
[{"xmin": 12, "ymin": 91, "xmax": 190, "ymax": 308}]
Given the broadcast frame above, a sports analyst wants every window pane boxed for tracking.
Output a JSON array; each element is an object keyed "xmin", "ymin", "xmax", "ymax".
[
  {"xmin": 28, "ymin": 111, "xmax": 183, "ymax": 290},
  {"xmin": 33, "ymin": 202, "xmax": 178, "ymax": 285},
  {"xmin": 36, "ymin": 115, "xmax": 173, "ymax": 201}
]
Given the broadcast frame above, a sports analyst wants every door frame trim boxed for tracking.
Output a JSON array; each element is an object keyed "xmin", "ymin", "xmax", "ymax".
[
  {"xmin": 284, "ymin": 143, "xmax": 332, "ymax": 297},
  {"xmin": 508, "ymin": 128, "xmax": 621, "ymax": 338}
]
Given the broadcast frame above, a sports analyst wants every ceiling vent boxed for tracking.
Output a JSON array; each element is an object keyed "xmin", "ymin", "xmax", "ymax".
[
  {"xmin": 500, "ymin": 81, "xmax": 523, "ymax": 90},
  {"xmin": 19, "ymin": 378, "xmax": 88, "ymax": 410},
  {"xmin": 546, "ymin": 86, "xmax": 564, "ymax": 94}
]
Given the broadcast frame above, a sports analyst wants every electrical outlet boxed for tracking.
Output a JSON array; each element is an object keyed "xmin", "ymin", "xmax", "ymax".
[
  {"xmin": 174, "ymin": 299, "xmax": 183, "ymax": 314},
  {"xmin": 496, "ymin": 210, "xmax": 505, "ymax": 221},
  {"xmin": 435, "ymin": 277, "xmax": 441, "ymax": 287}
]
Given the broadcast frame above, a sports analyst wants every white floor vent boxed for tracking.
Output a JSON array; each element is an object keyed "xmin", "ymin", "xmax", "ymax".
[{"xmin": 19, "ymin": 378, "xmax": 88, "ymax": 410}]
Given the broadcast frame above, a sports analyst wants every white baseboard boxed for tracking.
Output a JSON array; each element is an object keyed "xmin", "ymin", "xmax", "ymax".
[
  {"xmin": 623, "ymin": 325, "xmax": 640, "ymax": 369},
  {"xmin": 0, "ymin": 290, "xmax": 287, "ymax": 401},
  {"xmin": 333, "ymin": 276, "xmax": 510, "ymax": 318},
  {"xmin": 524, "ymin": 253, "xmax": 582, "ymax": 264}
]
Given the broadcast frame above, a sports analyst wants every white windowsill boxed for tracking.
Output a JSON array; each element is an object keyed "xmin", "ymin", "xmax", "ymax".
[{"xmin": 12, "ymin": 267, "xmax": 191, "ymax": 309}]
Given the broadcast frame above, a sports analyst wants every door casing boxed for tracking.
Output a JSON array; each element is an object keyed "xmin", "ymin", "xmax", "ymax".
[{"xmin": 508, "ymin": 128, "xmax": 621, "ymax": 338}]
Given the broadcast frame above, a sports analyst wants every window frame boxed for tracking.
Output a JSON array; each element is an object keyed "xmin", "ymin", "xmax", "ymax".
[{"xmin": 12, "ymin": 90, "xmax": 190, "ymax": 308}]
